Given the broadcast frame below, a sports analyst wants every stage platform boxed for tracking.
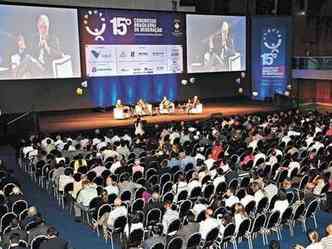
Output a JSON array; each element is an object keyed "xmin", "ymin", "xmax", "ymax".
[{"xmin": 39, "ymin": 102, "xmax": 278, "ymax": 133}]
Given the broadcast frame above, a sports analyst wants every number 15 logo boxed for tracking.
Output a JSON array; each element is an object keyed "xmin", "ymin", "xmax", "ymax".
[{"xmin": 110, "ymin": 17, "xmax": 132, "ymax": 36}]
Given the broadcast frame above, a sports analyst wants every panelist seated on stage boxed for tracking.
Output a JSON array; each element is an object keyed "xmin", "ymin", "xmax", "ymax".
[
  {"xmin": 187, "ymin": 96, "xmax": 203, "ymax": 114},
  {"xmin": 135, "ymin": 99, "xmax": 153, "ymax": 116},
  {"xmin": 113, "ymin": 99, "xmax": 131, "ymax": 119},
  {"xmin": 159, "ymin": 97, "xmax": 175, "ymax": 114}
]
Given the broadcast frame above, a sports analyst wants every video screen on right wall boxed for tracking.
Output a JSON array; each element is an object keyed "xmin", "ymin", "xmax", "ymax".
[{"xmin": 186, "ymin": 14, "xmax": 246, "ymax": 73}]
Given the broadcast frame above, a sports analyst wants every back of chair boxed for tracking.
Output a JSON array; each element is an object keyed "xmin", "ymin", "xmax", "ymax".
[
  {"xmin": 189, "ymin": 186, "xmax": 201, "ymax": 200},
  {"xmin": 146, "ymin": 208, "xmax": 162, "ymax": 226},
  {"xmin": 245, "ymin": 200, "xmax": 256, "ymax": 215},
  {"xmin": 251, "ymin": 213, "xmax": 266, "ymax": 233},
  {"xmin": 203, "ymin": 184, "xmax": 214, "ymax": 200},
  {"xmin": 12, "ymin": 200, "xmax": 28, "ymax": 216},
  {"xmin": 113, "ymin": 215, "xmax": 127, "ymax": 233},
  {"xmin": 151, "ymin": 242, "xmax": 165, "ymax": 249},
  {"xmin": 166, "ymin": 219, "xmax": 181, "ymax": 236},
  {"xmin": 266, "ymin": 211, "xmax": 280, "ymax": 229},
  {"xmin": 281, "ymin": 206, "xmax": 293, "ymax": 224},
  {"xmin": 293, "ymin": 203, "xmax": 305, "ymax": 220},
  {"xmin": 128, "ymin": 228, "xmax": 144, "ymax": 247},
  {"xmin": 132, "ymin": 198, "xmax": 145, "ymax": 213},
  {"xmin": 216, "ymin": 182, "xmax": 227, "ymax": 195},
  {"xmin": 179, "ymin": 200, "xmax": 192, "ymax": 219},
  {"xmin": 299, "ymin": 175, "xmax": 309, "ymax": 191},
  {"xmin": 256, "ymin": 197, "xmax": 269, "ymax": 214},
  {"xmin": 286, "ymin": 192, "xmax": 295, "ymax": 205},
  {"xmin": 167, "ymin": 237, "xmax": 183, "ymax": 249},
  {"xmin": 1, "ymin": 212, "xmax": 17, "ymax": 233},
  {"xmin": 222, "ymin": 223, "xmax": 236, "ymax": 242},
  {"xmin": 97, "ymin": 204, "xmax": 112, "ymax": 220},
  {"xmin": 196, "ymin": 210, "xmax": 206, "ymax": 222},
  {"xmin": 203, "ymin": 227, "xmax": 219, "ymax": 248},
  {"xmin": 31, "ymin": 235, "xmax": 48, "ymax": 249},
  {"xmin": 177, "ymin": 190, "xmax": 188, "ymax": 202},
  {"xmin": 237, "ymin": 218, "xmax": 251, "ymax": 238},
  {"xmin": 305, "ymin": 199, "xmax": 319, "ymax": 218},
  {"xmin": 186, "ymin": 232, "xmax": 201, "ymax": 249}
]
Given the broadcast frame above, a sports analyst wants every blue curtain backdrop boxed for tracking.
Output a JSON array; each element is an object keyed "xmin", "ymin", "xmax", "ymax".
[
  {"xmin": 251, "ymin": 17, "xmax": 292, "ymax": 100},
  {"xmin": 87, "ymin": 74, "xmax": 179, "ymax": 107}
]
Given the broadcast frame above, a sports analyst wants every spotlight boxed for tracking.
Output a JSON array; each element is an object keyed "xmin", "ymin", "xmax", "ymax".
[
  {"xmin": 81, "ymin": 80, "xmax": 88, "ymax": 88},
  {"xmin": 287, "ymin": 84, "xmax": 292, "ymax": 90},
  {"xmin": 241, "ymin": 72, "xmax": 246, "ymax": 78},
  {"xmin": 236, "ymin": 78, "xmax": 241, "ymax": 84},
  {"xmin": 252, "ymin": 91, "xmax": 258, "ymax": 97},
  {"xmin": 76, "ymin": 87, "xmax": 83, "ymax": 96},
  {"xmin": 284, "ymin": 90, "xmax": 290, "ymax": 96},
  {"xmin": 181, "ymin": 79, "xmax": 188, "ymax": 85},
  {"xmin": 189, "ymin": 77, "xmax": 196, "ymax": 84},
  {"xmin": 238, "ymin": 88, "xmax": 243, "ymax": 94}
]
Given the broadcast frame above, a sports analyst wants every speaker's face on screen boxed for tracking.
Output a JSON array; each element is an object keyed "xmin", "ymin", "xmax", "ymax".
[{"xmin": 37, "ymin": 15, "xmax": 50, "ymax": 36}]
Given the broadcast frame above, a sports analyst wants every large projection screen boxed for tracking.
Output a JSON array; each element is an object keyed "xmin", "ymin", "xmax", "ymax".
[
  {"xmin": 186, "ymin": 14, "xmax": 246, "ymax": 73},
  {"xmin": 0, "ymin": 4, "xmax": 81, "ymax": 80},
  {"xmin": 80, "ymin": 8, "xmax": 185, "ymax": 77}
]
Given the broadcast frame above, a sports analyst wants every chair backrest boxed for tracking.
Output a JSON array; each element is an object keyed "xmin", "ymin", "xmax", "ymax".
[
  {"xmin": 151, "ymin": 242, "xmax": 165, "ymax": 249},
  {"xmin": 240, "ymin": 177, "xmax": 250, "ymax": 188},
  {"xmin": 167, "ymin": 237, "xmax": 183, "ymax": 249},
  {"xmin": 281, "ymin": 206, "xmax": 293, "ymax": 224},
  {"xmin": 228, "ymin": 179, "xmax": 238, "ymax": 191},
  {"xmin": 245, "ymin": 200, "xmax": 256, "ymax": 215},
  {"xmin": 216, "ymin": 182, "xmax": 227, "ymax": 195},
  {"xmin": 19, "ymin": 208, "xmax": 28, "ymax": 222},
  {"xmin": 146, "ymin": 168, "xmax": 158, "ymax": 179},
  {"xmin": 186, "ymin": 232, "xmax": 201, "ymax": 249},
  {"xmin": 128, "ymin": 228, "xmax": 144, "ymax": 246},
  {"xmin": 286, "ymin": 192, "xmax": 295, "ymax": 205},
  {"xmin": 251, "ymin": 213, "xmax": 266, "ymax": 233},
  {"xmin": 31, "ymin": 235, "xmax": 48, "ymax": 249},
  {"xmin": 162, "ymin": 192, "xmax": 174, "ymax": 204},
  {"xmin": 160, "ymin": 173, "xmax": 171, "ymax": 188},
  {"xmin": 3, "ymin": 183, "xmax": 17, "ymax": 196},
  {"xmin": 162, "ymin": 181, "xmax": 173, "ymax": 195},
  {"xmin": 204, "ymin": 227, "xmax": 219, "ymax": 247},
  {"xmin": 1, "ymin": 212, "xmax": 17, "ymax": 232},
  {"xmin": 266, "ymin": 211, "xmax": 280, "ymax": 229},
  {"xmin": 256, "ymin": 197, "xmax": 269, "ymax": 214},
  {"xmin": 113, "ymin": 215, "xmax": 127, "ymax": 233},
  {"xmin": 19, "ymin": 239, "xmax": 28, "ymax": 248},
  {"xmin": 179, "ymin": 200, "xmax": 192, "ymax": 218},
  {"xmin": 293, "ymin": 203, "xmax": 305, "ymax": 220},
  {"xmin": 120, "ymin": 190, "xmax": 132, "ymax": 202},
  {"xmin": 12, "ymin": 200, "xmax": 28, "ymax": 216},
  {"xmin": 299, "ymin": 175, "xmax": 309, "ymax": 190},
  {"xmin": 146, "ymin": 208, "xmax": 162, "ymax": 226},
  {"xmin": 268, "ymin": 194, "xmax": 278, "ymax": 210},
  {"xmin": 203, "ymin": 184, "xmax": 214, "ymax": 200},
  {"xmin": 196, "ymin": 210, "xmax": 206, "ymax": 222},
  {"xmin": 189, "ymin": 186, "xmax": 201, "ymax": 199},
  {"xmin": 177, "ymin": 190, "xmax": 188, "ymax": 202},
  {"xmin": 167, "ymin": 219, "xmax": 181, "ymax": 236},
  {"xmin": 134, "ymin": 187, "xmax": 146, "ymax": 200},
  {"xmin": 236, "ymin": 188, "xmax": 246, "ymax": 200},
  {"xmin": 132, "ymin": 198, "xmax": 145, "ymax": 213},
  {"xmin": 97, "ymin": 204, "xmax": 112, "ymax": 219},
  {"xmin": 305, "ymin": 199, "xmax": 319, "ymax": 218},
  {"xmin": 236, "ymin": 218, "xmax": 251, "ymax": 238},
  {"xmin": 222, "ymin": 223, "xmax": 236, "ymax": 242}
]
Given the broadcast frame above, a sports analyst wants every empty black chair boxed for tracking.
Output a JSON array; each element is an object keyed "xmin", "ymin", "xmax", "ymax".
[
  {"xmin": 300, "ymin": 199, "xmax": 319, "ymax": 232},
  {"xmin": 196, "ymin": 210, "xmax": 206, "ymax": 223},
  {"xmin": 179, "ymin": 200, "xmax": 192, "ymax": 220},
  {"xmin": 162, "ymin": 181, "xmax": 173, "ymax": 195},
  {"xmin": 189, "ymin": 186, "xmax": 201, "ymax": 201},
  {"xmin": 201, "ymin": 227, "xmax": 219, "ymax": 248},
  {"xmin": 107, "ymin": 215, "xmax": 127, "ymax": 247},
  {"xmin": 280, "ymin": 206, "xmax": 294, "ymax": 237},
  {"xmin": 12, "ymin": 200, "xmax": 28, "ymax": 216},
  {"xmin": 160, "ymin": 173, "xmax": 171, "ymax": 189},
  {"xmin": 234, "ymin": 218, "xmax": 251, "ymax": 249},
  {"xmin": 218, "ymin": 223, "xmax": 236, "ymax": 248},
  {"xmin": 146, "ymin": 208, "xmax": 162, "ymax": 226},
  {"xmin": 151, "ymin": 242, "xmax": 164, "ymax": 249},
  {"xmin": 268, "ymin": 195, "xmax": 278, "ymax": 211},
  {"xmin": 203, "ymin": 184, "xmax": 214, "ymax": 200},
  {"xmin": 286, "ymin": 192, "xmax": 295, "ymax": 205},
  {"xmin": 162, "ymin": 192, "xmax": 174, "ymax": 203},
  {"xmin": 127, "ymin": 228, "xmax": 144, "ymax": 248},
  {"xmin": 245, "ymin": 213, "xmax": 266, "ymax": 249},
  {"xmin": 186, "ymin": 232, "xmax": 201, "ymax": 249},
  {"xmin": 256, "ymin": 197, "xmax": 269, "ymax": 214},
  {"xmin": 30, "ymin": 235, "xmax": 48, "ymax": 249},
  {"xmin": 165, "ymin": 219, "xmax": 181, "ymax": 238},
  {"xmin": 263, "ymin": 211, "xmax": 281, "ymax": 245},
  {"xmin": 0, "ymin": 212, "xmax": 17, "ymax": 233},
  {"xmin": 215, "ymin": 181, "xmax": 227, "ymax": 195},
  {"xmin": 177, "ymin": 190, "xmax": 188, "ymax": 203},
  {"xmin": 166, "ymin": 237, "xmax": 183, "ymax": 249}
]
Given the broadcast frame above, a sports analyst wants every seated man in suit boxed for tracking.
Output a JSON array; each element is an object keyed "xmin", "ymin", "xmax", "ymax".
[{"xmin": 39, "ymin": 227, "xmax": 68, "ymax": 249}]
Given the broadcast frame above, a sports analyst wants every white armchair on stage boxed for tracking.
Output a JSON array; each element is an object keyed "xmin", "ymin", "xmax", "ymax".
[
  {"xmin": 159, "ymin": 103, "xmax": 175, "ymax": 114},
  {"xmin": 189, "ymin": 103, "xmax": 203, "ymax": 114},
  {"xmin": 113, "ymin": 108, "xmax": 130, "ymax": 120},
  {"xmin": 135, "ymin": 104, "xmax": 153, "ymax": 116}
]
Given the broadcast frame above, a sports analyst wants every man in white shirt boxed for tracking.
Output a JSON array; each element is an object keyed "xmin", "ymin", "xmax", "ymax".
[
  {"xmin": 162, "ymin": 201, "xmax": 179, "ymax": 234},
  {"xmin": 224, "ymin": 189, "xmax": 240, "ymax": 208},
  {"xmin": 321, "ymin": 224, "xmax": 332, "ymax": 249},
  {"xmin": 75, "ymin": 180, "xmax": 98, "ymax": 219},
  {"xmin": 199, "ymin": 208, "xmax": 220, "ymax": 239},
  {"xmin": 264, "ymin": 182, "xmax": 278, "ymax": 201},
  {"xmin": 204, "ymin": 154, "xmax": 215, "ymax": 171},
  {"xmin": 58, "ymin": 168, "xmax": 74, "ymax": 192}
]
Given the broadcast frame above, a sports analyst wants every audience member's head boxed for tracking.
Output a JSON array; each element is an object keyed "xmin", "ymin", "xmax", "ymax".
[
  {"xmin": 269, "ymin": 240, "xmax": 280, "ymax": 249},
  {"xmin": 307, "ymin": 230, "xmax": 320, "ymax": 243}
]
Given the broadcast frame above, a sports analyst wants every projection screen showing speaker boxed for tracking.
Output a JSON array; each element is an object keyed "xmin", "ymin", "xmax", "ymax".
[
  {"xmin": 0, "ymin": 4, "xmax": 81, "ymax": 80},
  {"xmin": 186, "ymin": 14, "xmax": 246, "ymax": 74}
]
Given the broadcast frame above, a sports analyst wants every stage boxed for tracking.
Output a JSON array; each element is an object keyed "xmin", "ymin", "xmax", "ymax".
[{"xmin": 39, "ymin": 102, "xmax": 278, "ymax": 133}]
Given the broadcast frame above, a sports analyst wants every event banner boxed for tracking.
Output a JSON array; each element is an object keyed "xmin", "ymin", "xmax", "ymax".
[
  {"xmin": 251, "ymin": 17, "xmax": 292, "ymax": 100},
  {"xmin": 79, "ymin": 8, "xmax": 185, "ymax": 77}
]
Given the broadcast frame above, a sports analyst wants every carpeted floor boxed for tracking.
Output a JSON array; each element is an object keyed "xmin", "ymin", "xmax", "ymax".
[{"xmin": 0, "ymin": 145, "xmax": 331, "ymax": 249}]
